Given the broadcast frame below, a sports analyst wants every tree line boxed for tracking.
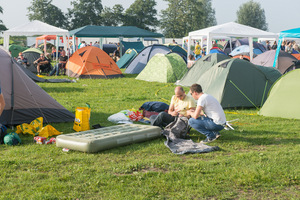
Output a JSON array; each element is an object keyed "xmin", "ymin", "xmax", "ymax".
[{"xmin": 0, "ymin": 0, "xmax": 268, "ymax": 38}]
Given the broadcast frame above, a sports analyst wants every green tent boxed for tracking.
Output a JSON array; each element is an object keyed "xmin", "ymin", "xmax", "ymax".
[
  {"xmin": 177, "ymin": 53, "xmax": 230, "ymax": 86},
  {"xmin": 259, "ymin": 69, "xmax": 300, "ymax": 119},
  {"xmin": 116, "ymin": 49, "xmax": 138, "ymax": 69},
  {"xmin": 179, "ymin": 58, "xmax": 281, "ymax": 108},
  {"xmin": 9, "ymin": 44, "xmax": 28, "ymax": 58},
  {"xmin": 136, "ymin": 53, "xmax": 187, "ymax": 83}
]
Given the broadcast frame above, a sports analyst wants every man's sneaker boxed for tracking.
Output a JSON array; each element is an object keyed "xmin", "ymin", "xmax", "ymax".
[
  {"xmin": 201, "ymin": 136, "xmax": 217, "ymax": 144},
  {"xmin": 214, "ymin": 132, "xmax": 221, "ymax": 139}
]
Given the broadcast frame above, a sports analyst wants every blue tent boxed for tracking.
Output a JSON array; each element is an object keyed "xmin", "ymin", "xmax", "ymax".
[
  {"xmin": 116, "ymin": 49, "xmax": 138, "ymax": 69},
  {"xmin": 209, "ymin": 48, "xmax": 226, "ymax": 55},
  {"xmin": 229, "ymin": 45, "xmax": 262, "ymax": 57},
  {"xmin": 274, "ymin": 27, "xmax": 300, "ymax": 67},
  {"xmin": 124, "ymin": 44, "xmax": 172, "ymax": 74}
]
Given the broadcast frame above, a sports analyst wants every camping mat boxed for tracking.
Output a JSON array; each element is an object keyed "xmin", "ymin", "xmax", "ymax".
[
  {"xmin": 56, "ymin": 124, "xmax": 162, "ymax": 153},
  {"xmin": 164, "ymin": 137, "xmax": 219, "ymax": 155}
]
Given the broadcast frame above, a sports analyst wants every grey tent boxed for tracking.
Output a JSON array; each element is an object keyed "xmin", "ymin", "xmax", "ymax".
[
  {"xmin": 0, "ymin": 48, "xmax": 74, "ymax": 126},
  {"xmin": 124, "ymin": 44, "xmax": 172, "ymax": 74},
  {"xmin": 251, "ymin": 50, "xmax": 297, "ymax": 74},
  {"xmin": 177, "ymin": 53, "xmax": 230, "ymax": 86},
  {"xmin": 179, "ymin": 58, "xmax": 281, "ymax": 108},
  {"xmin": 22, "ymin": 48, "xmax": 43, "ymax": 73}
]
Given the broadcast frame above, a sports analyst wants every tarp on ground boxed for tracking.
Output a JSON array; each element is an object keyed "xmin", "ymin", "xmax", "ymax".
[
  {"xmin": 136, "ymin": 53, "xmax": 187, "ymax": 83},
  {"xmin": 125, "ymin": 44, "xmax": 172, "ymax": 74},
  {"xmin": 0, "ymin": 47, "xmax": 74, "ymax": 126},
  {"xmin": 177, "ymin": 53, "xmax": 230, "ymax": 87},
  {"xmin": 117, "ymin": 49, "xmax": 138, "ymax": 69},
  {"xmin": 180, "ymin": 58, "xmax": 281, "ymax": 108},
  {"xmin": 259, "ymin": 69, "xmax": 300, "ymax": 119},
  {"xmin": 251, "ymin": 50, "xmax": 297, "ymax": 74},
  {"xmin": 66, "ymin": 46, "xmax": 123, "ymax": 79}
]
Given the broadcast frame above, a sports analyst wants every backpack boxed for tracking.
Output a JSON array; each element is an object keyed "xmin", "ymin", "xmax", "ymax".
[
  {"xmin": 0, "ymin": 124, "xmax": 7, "ymax": 144},
  {"xmin": 162, "ymin": 116, "xmax": 189, "ymax": 140}
]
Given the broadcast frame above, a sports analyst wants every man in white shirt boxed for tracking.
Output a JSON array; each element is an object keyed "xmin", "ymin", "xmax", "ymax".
[{"xmin": 187, "ymin": 84, "xmax": 226, "ymax": 143}]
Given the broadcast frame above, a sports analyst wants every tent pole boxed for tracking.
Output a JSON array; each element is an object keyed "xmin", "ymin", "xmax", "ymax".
[{"xmin": 249, "ymin": 37, "xmax": 253, "ymax": 61}]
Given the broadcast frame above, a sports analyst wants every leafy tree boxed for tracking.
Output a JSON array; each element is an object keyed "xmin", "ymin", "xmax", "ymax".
[
  {"xmin": 101, "ymin": 4, "xmax": 124, "ymax": 26},
  {"xmin": 236, "ymin": 0, "xmax": 268, "ymax": 31},
  {"xmin": 27, "ymin": 0, "xmax": 67, "ymax": 28},
  {"xmin": 123, "ymin": 0, "xmax": 159, "ymax": 31},
  {"xmin": 67, "ymin": 0, "xmax": 103, "ymax": 30},
  {"xmin": 0, "ymin": 5, "xmax": 7, "ymax": 31},
  {"xmin": 160, "ymin": 0, "xmax": 216, "ymax": 38}
]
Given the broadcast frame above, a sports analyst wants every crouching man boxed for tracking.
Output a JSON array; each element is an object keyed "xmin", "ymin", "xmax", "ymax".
[
  {"xmin": 186, "ymin": 84, "xmax": 226, "ymax": 143},
  {"xmin": 150, "ymin": 86, "xmax": 196, "ymax": 129}
]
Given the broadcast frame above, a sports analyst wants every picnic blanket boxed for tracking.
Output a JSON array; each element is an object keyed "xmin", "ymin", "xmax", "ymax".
[{"xmin": 162, "ymin": 117, "xmax": 219, "ymax": 154}]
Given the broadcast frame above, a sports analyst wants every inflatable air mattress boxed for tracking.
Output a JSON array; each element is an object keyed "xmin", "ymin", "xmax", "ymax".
[{"xmin": 56, "ymin": 124, "xmax": 161, "ymax": 153}]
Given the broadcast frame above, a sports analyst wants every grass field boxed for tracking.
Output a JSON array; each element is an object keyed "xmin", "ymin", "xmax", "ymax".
[{"xmin": 0, "ymin": 73, "xmax": 299, "ymax": 199}]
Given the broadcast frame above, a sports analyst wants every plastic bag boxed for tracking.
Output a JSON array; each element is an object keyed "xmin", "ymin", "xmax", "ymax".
[
  {"xmin": 16, "ymin": 117, "xmax": 43, "ymax": 136},
  {"xmin": 73, "ymin": 107, "xmax": 91, "ymax": 132},
  {"xmin": 38, "ymin": 125, "xmax": 61, "ymax": 138}
]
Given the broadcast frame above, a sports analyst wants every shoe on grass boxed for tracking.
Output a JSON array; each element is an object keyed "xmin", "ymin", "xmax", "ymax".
[{"xmin": 201, "ymin": 136, "xmax": 217, "ymax": 144}]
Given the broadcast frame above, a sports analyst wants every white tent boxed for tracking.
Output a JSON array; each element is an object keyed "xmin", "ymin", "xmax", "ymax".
[
  {"xmin": 3, "ymin": 20, "xmax": 69, "ymax": 54},
  {"xmin": 187, "ymin": 22, "xmax": 278, "ymax": 60}
]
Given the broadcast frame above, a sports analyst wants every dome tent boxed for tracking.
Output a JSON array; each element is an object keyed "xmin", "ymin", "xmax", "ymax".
[
  {"xmin": 66, "ymin": 46, "xmax": 123, "ymax": 79},
  {"xmin": 136, "ymin": 53, "xmax": 187, "ymax": 83},
  {"xmin": 177, "ymin": 53, "xmax": 230, "ymax": 87},
  {"xmin": 259, "ymin": 69, "xmax": 300, "ymax": 119},
  {"xmin": 0, "ymin": 47, "xmax": 74, "ymax": 126},
  {"xmin": 180, "ymin": 58, "xmax": 281, "ymax": 108}
]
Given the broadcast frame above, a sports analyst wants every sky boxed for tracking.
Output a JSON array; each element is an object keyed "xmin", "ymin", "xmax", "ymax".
[{"xmin": 1, "ymin": 0, "xmax": 300, "ymax": 33}]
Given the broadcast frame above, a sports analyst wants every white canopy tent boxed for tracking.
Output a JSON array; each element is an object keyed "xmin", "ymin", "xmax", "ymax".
[
  {"xmin": 187, "ymin": 22, "xmax": 278, "ymax": 61},
  {"xmin": 3, "ymin": 20, "xmax": 69, "ymax": 55}
]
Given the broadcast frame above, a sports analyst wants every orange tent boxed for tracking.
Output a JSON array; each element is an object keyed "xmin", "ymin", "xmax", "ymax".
[
  {"xmin": 66, "ymin": 46, "xmax": 123, "ymax": 79},
  {"xmin": 292, "ymin": 54, "xmax": 300, "ymax": 60}
]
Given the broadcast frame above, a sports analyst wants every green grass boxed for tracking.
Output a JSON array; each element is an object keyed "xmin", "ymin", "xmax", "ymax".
[{"xmin": 0, "ymin": 74, "xmax": 299, "ymax": 199}]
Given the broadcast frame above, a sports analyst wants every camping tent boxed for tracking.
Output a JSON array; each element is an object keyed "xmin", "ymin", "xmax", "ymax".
[
  {"xmin": 187, "ymin": 22, "xmax": 278, "ymax": 61},
  {"xmin": 209, "ymin": 47, "xmax": 226, "ymax": 55},
  {"xmin": 223, "ymin": 38, "xmax": 266, "ymax": 55},
  {"xmin": 274, "ymin": 27, "xmax": 300, "ymax": 67},
  {"xmin": 9, "ymin": 44, "xmax": 28, "ymax": 58},
  {"xmin": 124, "ymin": 44, "xmax": 172, "ymax": 74},
  {"xmin": 229, "ymin": 45, "xmax": 263, "ymax": 57},
  {"xmin": 164, "ymin": 43, "xmax": 188, "ymax": 62},
  {"xmin": 136, "ymin": 53, "xmax": 187, "ymax": 83},
  {"xmin": 22, "ymin": 48, "xmax": 43, "ymax": 73},
  {"xmin": 252, "ymin": 50, "xmax": 297, "ymax": 74},
  {"xmin": 177, "ymin": 53, "xmax": 230, "ymax": 87},
  {"xmin": 259, "ymin": 69, "xmax": 300, "ymax": 119},
  {"xmin": 179, "ymin": 58, "xmax": 281, "ymax": 108},
  {"xmin": 3, "ymin": 20, "xmax": 69, "ymax": 54},
  {"xmin": 117, "ymin": 49, "xmax": 138, "ymax": 69},
  {"xmin": 66, "ymin": 46, "xmax": 123, "ymax": 79},
  {"xmin": 0, "ymin": 47, "xmax": 74, "ymax": 126}
]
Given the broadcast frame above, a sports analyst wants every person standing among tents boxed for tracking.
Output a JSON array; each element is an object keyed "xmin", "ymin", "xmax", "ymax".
[
  {"xmin": 194, "ymin": 42, "xmax": 201, "ymax": 60},
  {"xmin": 187, "ymin": 84, "xmax": 226, "ymax": 143},
  {"xmin": 271, "ymin": 41, "xmax": 278, "ymax": 50},
  {"xmin": 285, "ymin": 41, "xmax": 293, "ymax": 53},
  {"xmin": 0, "ymin": 81, "xmax": 5, "ymax": 116},
  {"xmin": 150, "ymin": 86, "xmax": 196, "ymax": 129}
]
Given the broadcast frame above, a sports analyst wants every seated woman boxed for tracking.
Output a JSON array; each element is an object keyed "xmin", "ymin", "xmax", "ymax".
[{"xmin": 49, "ymin": 50, "xmax": 68, "ymax": 76}]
